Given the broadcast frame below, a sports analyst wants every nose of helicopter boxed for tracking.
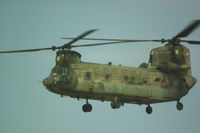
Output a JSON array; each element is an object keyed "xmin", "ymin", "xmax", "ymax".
[
  {"xmin": 43, "ymin": 77, "xmax": 55, "ymax": 90},
  {"xmin": 43, "ymin": 73, "xmax": 77, "ymax": 94}
]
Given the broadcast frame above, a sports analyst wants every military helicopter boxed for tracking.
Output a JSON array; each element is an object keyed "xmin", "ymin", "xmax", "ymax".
[{"xmin": 0, "ymin": 20, "xmax": 199, "ymax": 114}]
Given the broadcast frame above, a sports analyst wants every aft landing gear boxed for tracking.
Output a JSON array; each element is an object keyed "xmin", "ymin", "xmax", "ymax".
[
  {"xmin": 176, "ymin": 101, "xmax": 183, "ymax": 111},
  {"xmin": 82, "ymin": 103, "xmax": 92, "ymax": 112},
  {"xmin": 146, "ymin": 105, "xmax": 153, "ymax": 114},
  {"xmin": 82, "ymin": 99, "xmax": 92, "ymax": 113}
]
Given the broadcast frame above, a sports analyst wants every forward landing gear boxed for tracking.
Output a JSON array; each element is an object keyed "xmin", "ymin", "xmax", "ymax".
[
  {"xmin": 146, "ymin": 105, "xmax": 153, "ymax": 114},
  {"xmin": 111, "ymin": 101, "xmax": 121, "ymax": 109},
  {"xmin": 176, "ymin": 101, "xmax": 183, "ymax": 111},
  {"xmin": 110, "ymin": 96, "xmax": 123, "ymax": 109},
  {"xmin": 82, "ymin": 99, "xmax": 92, "ymax": 113}
]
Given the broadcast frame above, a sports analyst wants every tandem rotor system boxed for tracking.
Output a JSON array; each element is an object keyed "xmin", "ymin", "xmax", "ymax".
[
  {"xmin": 0, "ymin": 20, "xmax": 200, "ymax": 114},
  {"xmin": 1, "ymin": 20, "xmax": 200, "ymax": 55}
]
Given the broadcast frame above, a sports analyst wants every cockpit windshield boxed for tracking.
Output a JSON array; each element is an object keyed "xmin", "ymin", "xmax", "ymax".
[{"xmin": 51, "ymin": 66, "xmax": 67, "ymax": 76}]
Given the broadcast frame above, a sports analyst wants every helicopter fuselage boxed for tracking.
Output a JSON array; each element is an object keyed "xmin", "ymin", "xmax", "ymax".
[{"xmin": 43, "ymin": 50, "xmax": 196, "ymax": 105}]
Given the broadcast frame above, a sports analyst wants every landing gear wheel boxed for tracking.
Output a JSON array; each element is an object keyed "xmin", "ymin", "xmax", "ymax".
[
  {"xmin": 146, "ymin": 105, "xmax": 153, "ymax": 114},
  {"xmin": 111, "ymin": 101, "xmax": 121, "ymax": 109},
  {"xmin": 82, "ymin": 104, "xmax": 92, "ymax": 112},
  {"xmin": 176, "ymin": 102, "xmax": 183, "ymax": 111},
  {"xmin": 111, "ymin": 102, "xmax": 116, "ymax": 109}
]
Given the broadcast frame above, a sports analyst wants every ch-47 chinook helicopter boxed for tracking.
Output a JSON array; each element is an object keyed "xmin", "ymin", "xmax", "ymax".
[{"xmin": 0, "ymin": 20, "xmax": 200, "ymax": 114}]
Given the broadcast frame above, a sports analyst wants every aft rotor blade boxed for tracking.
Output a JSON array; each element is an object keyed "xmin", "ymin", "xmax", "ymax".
[
  {"xmin": 0, "ymin": 47, "xmax": 57, "ymax": 54},
  {"xmin": 174, "ymin": 20, "xmax": 200, "ymax": 38},
  {"xmin": 181, "ymin": 40, "xmax": 200, "ymax": 45},
  {"xmin": 62, "ymin": 29, "xmax": 97, "ymax": 48}
]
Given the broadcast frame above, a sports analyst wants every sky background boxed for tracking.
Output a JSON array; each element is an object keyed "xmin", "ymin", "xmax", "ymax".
[{"xmin": 0, "ymin": 0, "xmax": 200, "ymax": 133}]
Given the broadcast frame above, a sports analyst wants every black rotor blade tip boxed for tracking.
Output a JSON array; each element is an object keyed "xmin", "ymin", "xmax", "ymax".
[{"xmin": 175, "ymin": 20, "xmax": 200, "ymax": 38}]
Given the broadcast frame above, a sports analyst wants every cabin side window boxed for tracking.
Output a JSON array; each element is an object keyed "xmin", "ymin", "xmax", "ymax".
[
  {"xmin": 143, "ymin": 78, "xmax": 148, "ymax": 84},
  {"xmin": 105, "ymin": 74, "xmax": 111, "ymax": 81},
  {"xmin": 153, "ymin": 77, "xmax": 168, "ymax": 88},
  {"xmin": 154, "ymin": 78, "xmax": 161, "ymax": 82},
  {"xmin": 84, "ymin": 72, "xmax": 92, "ymax": 80},
  {"xmin": 129, "ymin": 76, "xmax": 136, "ymax": 84},
  {"xmin": 124, "ymin": 76, "xmax": 129, "ymax": 82}
]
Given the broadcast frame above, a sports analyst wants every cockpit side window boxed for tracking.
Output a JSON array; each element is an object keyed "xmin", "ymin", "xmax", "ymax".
[
  {"xmin": 60, "ymin": 68, "xmax": 67, "ymax": 75},
  {"xmin": 149, "ymin": 51, "xmax": 153, "ymax": 64}
]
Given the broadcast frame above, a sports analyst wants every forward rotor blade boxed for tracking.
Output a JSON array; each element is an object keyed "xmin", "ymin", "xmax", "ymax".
[
  {"xmin": 71, "ymin": 40, "xmax": 162, "ymax": 48},
  {"xmin": 0, "ymin": 47, "xmax": 56, "ymax": 54},
  {"xmin": 61, "ymin": 37, "xmax": 163, "ymax": 43},
  {"xmin": 61, "ymin": 37, "xmax": 138, "ymax": 42},
  {"xmin": 71, "ymin": 41, "xmax": 130, "ymax": 48},
  {"xmin": 62, "ymin": 29, "xmax": 97, "ymax": 48},
  {"xmin": 1, "ymin": 39, "xmax": 199, "ymax": 54},
  {"xmin": 174, "ymin": 20, "xmax": 200, "ymax": 38},
  {"xmin": 0, "ymin": 30, "xmax": 97, "ymax": 54}
]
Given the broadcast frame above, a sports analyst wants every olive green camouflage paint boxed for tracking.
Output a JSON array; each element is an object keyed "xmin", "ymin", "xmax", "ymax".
[{"xmin": 43, "ymin": 44, "xmax": 196, "ymax": 105}]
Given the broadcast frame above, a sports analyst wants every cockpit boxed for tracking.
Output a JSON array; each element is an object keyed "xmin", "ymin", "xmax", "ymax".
[{"xmin": 43, "ymin": 50, "xmax": 81, "ymax": 94}]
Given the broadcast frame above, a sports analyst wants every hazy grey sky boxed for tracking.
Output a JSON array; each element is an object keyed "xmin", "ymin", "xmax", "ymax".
[{"xmin": 0, "ymin": 0, "xmax": 200, "ymax": 133}]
